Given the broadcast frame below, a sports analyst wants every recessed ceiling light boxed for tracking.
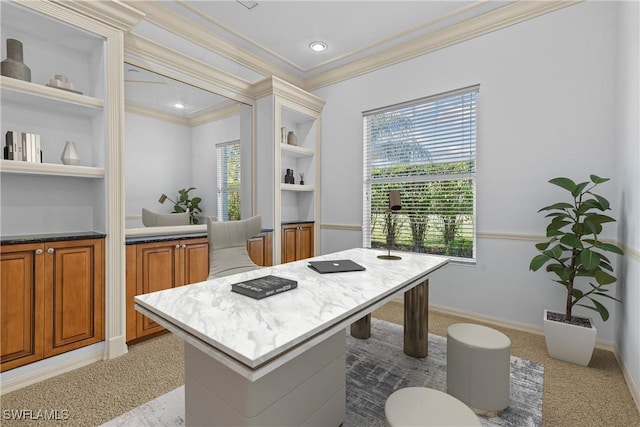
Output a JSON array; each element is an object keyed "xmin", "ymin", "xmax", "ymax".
[
  {"xmin": 309, "ymin": 41, "xmax": 327, "ymax": 52},
  {"xmin": 173, "ymin": 103, "xmax": 185, "ymax": 109}
]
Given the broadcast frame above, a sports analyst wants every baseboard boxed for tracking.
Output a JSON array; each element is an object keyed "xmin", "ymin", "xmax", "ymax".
[
  {"xmin": 0, "ymin": 348, "xmax": 104, "ymax": 395},
  {"xmin": 427, "ymin": 303, "xmax": 616, "ymax": 351},
  {"xmin": 423, "ymin": 303, "xmax": 640, "ymax": 410},
  {"xmin": 613, "ymin": 344, "xmax": 640, "ymax": 413},
  {"xmin": 105, "ymin": 335, "xmax": 129, "ymax": 360}
]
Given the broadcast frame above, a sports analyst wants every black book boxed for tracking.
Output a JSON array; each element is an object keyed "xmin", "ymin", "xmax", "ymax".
[{"xmin": 231, "ymin": 275, "xmax": 298, "ymax": 300}]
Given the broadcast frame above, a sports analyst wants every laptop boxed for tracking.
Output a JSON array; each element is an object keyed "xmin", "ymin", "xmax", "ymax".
[{"xmin": 307, "ymin": 259, "xmax": 366, "ymax": 274}]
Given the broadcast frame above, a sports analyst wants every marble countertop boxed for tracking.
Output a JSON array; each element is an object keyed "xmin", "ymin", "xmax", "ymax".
[{"xmin": 135, "ymin": 248, "xmax": 448, "ymax": 378}]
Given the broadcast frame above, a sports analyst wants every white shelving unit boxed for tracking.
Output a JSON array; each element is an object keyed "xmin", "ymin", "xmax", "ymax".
[{"xmin": 0, "ymin": 1, "xmax": 109, "ymax": 235}]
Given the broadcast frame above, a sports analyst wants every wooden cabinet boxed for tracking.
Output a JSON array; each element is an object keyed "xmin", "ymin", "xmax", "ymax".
[
  {"xmin": 126, "ymin": 232, "xmax": 273, "ymax": 343},
  {"xmin": 281, "ymin": 223, "xmax": 314, "ymax": 263},
  {"xmin": 126, "ymin": 237, "xmax": 208, "ymax": 342},
  {"xmin": 248, "ymin": 231, "xmax": 274, "ymax": 267},
  {"xmin": 1, "ymin": 238, "xmax": 105, "ymax": 372}
]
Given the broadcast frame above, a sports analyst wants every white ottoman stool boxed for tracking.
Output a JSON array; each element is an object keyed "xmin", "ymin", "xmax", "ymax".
[
  {"xmin": 385, "ymin": 387, "xmax": 481, "ymax": 427},
  {"xmin": 447, "ymin": 323, "xmax": 511, "ymax": 415}
]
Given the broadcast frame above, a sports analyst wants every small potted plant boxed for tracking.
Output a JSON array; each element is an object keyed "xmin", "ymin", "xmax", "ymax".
[
  {"xmin": 159, "ymin": 187, "xmax": 203, "ymax": 224},
  {"xmin": 529, "ymin": 175, "xmax": 623, "ymax": 365}
]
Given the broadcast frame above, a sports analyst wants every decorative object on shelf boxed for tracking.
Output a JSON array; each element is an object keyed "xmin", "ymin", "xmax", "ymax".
[
  {"xmin": 299, "ymin": 172, "xmax": 304, "ymax": 185},
  {"xmin": 46, "ymin": 74, "xmax": 82, "ymax": 95},
  {"xmin": 378, "ymin": 189, "xmax": 402, "ymax": 260},
  {"xmin": 287, "ymin": 131, "xmax": 297, "ymax": 146},
  {"xmin": 281, "ymin": 127, "xmax": 287, "ymax": 144},
  {"xmin": 284, "ymin": 169, "xmax": 295, "ymax": 184},
  {"xmin": 4, "ymin": 131, "xmax": 41, "ymax": 163},
  {"xmin": 60, "ymin": 141, "xmax": 80, "ymax": 165},
  {"xmin": 1, "ymin": 39, "xmax": 31, "ymax": 82},
  {"xmin": 159, "ymin": 187, "xmax": 203, "ymax": 224},
  {"xmin": 529, "ymin": 175, "xmax": 623, "ymax": 366}
]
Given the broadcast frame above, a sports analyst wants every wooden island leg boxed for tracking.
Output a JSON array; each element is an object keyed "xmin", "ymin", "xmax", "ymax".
[
  {"xmin": 350, "ymin": 314, "xmax": 371, "ymax": 339},
  {"xmin": 404, "ymin": 280, "xmax": 429, "ymax": 358}
]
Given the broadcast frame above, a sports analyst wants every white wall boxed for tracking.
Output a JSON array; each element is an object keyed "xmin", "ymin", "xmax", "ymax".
[
  {"xmin": 614, "ymin": 0, "xmax": 640, "ymax": 401},
  {"xmin": 314, "ymin": 1, "xmax": 622, "ymax": 343},
  {"xmin": 124, "ymin": 113, "xmax": 192, "ymax": 227}
]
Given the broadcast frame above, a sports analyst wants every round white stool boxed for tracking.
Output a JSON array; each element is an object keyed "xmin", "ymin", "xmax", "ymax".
[
  {"xmin": 385, "ymin": 387, "xmax": 481, "ymax": 427},
  {"xmin": 447, "ymin": 323, "xmax": 511, "ymax": 415}
]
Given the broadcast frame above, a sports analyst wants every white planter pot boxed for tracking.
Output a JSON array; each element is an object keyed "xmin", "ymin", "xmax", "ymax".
[{"xmin": 543, "ymin": 309, "xmax": 597, "ymax": 366}]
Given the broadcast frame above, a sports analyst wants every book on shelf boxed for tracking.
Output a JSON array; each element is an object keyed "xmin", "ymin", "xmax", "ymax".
[
  {"xmin": 231, "ymin": 275, "xmax": 298, "ymax": 300},
  {"xmin": 4, "ymin": 131, "xmax": 42, "ymax": 163}
]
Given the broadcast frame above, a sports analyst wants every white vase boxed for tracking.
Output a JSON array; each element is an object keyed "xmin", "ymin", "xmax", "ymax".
[
  {"xmin": 543, "ymin": 309, "xmax": 597, "ymax": 366},
  {"xmin": 60, "ymin": 141, "xmax": 80, "ymax": 165}
]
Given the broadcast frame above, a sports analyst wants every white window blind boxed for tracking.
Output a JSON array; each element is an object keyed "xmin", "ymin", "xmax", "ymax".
[
  {"xmin": 216, "ymin": 141, "xmax": 241, "ymax": 221},
  {"xmin": 363, "ymin": 86, "xmax": 478, "ymax": 260}
]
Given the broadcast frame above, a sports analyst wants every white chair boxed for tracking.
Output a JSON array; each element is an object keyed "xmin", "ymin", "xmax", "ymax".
[
  {"xmin": 385, "ymin": 387, "xmax": 481, "ymax": 427},
  {"xmin": 141, "ymin": 208, "xmax": 190, "ymax": 227},
  {"xmin": 447, "ymin": 323, "xmax": 511, "ymax": 415},
  {"xmin": 207, "ymin": 216, "xmax": 262, "ymax": 278}
]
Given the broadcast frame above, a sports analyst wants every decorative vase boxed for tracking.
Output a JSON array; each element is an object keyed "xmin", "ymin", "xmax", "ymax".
[
  {"xmin": 60, "ymin": 141, "xmax": 80, "ymax": 165},
  {"xmin": 281, "ymin": 127, "xmax": 287, "ymax": 144},
  {"xmin": 287, "ymin": 131, "xmax": 297, "ymax": 146},
  {"xmin": 1, "ymin": 39, "xmax": 31, "ymax": 82}
]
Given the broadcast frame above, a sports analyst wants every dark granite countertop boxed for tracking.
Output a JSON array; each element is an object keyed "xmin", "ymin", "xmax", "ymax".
[
  {"xmin": 281, "ymin": 220, "xmax": 315, "ymax": 225},
  {"xmin": 1, "ymin": 231, "xmax": 107, "ymax": 245},
  {"xmin": 125, "ymin": 228, "xmax": 275, "ymax": 245}
]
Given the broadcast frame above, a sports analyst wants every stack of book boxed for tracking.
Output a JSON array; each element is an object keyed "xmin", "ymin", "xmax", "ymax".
[
  {"xmin": 231, "ymin": 275, "xmax": 298, "ymax": 300},
  {"xmin": 4, "ymin": 131, "xmax": 42, "ymax": 163}
]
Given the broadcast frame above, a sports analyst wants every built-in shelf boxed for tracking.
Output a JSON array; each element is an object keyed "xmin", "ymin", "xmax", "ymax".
[
  {"xmin": 281, "ymin": 183, "xmax": 314, "ymax": 192},
  {"xmin": 0, "ymin": 160, "xmax": 104, "ymax": 178},
  {"xmin": 1, "ymin": 76, "xmax": 104, "ymax": 117},
  {"xmin": 280, "ymin": 144, "xmax": 313, "ymax": 158}
]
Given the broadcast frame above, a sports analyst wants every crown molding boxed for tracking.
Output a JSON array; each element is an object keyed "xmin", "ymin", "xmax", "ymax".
[
  {"xmin": 123, "ymin": 0, "xmax": 303, "ymax": 88},
  {"xmin": 53, "ymin": 0, "xmax": 145, "ymax": 32},
  {"xmin": 126, "ymin": 101, "xmax": 240, "ymax": 128},
  {"xmin": 303, "ymin": 0, "xmax": 581, "ymax": 91},
  {"xmin": 251, "ymin": 76, "xmax": 325, "ymax": 113},
  {"xmin": 124, "ymin": 33, "xmax": 255, "ymax": 105},
  {"xmin": 125, "ymin": 102, "xmax": 188, "ymax": 126}
]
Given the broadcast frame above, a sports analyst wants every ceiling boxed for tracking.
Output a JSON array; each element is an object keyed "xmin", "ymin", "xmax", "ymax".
[
  {"xmin": 152, "ymin": 0, "xmax": 511, "ymax": 78},
  {"xmin": 122, "ymin": 1, "xmax": 576, "ymax": 115}
]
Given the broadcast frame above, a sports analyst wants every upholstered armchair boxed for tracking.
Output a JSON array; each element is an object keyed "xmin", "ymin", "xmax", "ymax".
[
  {"xmin": 141, "ymin": 208, "xmax": 190, "ymax": 227},
  {"xmin": 207, "ymin": 216, "xmax": 262, "ymax": 279}
]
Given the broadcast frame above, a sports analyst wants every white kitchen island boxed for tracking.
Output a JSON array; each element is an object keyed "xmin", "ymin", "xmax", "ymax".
[{"xmin": 135, "ymin": 248, "xmax": 449, "ymax": 426}]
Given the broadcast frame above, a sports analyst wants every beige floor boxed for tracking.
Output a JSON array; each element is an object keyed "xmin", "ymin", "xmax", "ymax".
[{"xmin": 1, "ymin": 301, "xmax": 638, "ymax": 426}]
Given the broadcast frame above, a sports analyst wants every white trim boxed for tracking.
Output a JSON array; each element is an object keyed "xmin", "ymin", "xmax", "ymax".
[
  {"xmin": 189, "ymin": 103, "xmax": 240, "ymax": 127},
  {"xmin": 53, "ymin": 0, "xmax": 145, "ymax": 32},
  {"xmin": 125, "ymin": 102, "xmax": 189, "ymax": 126},
  {"xmin": 428, "ymin": 303, "xmax": 615, "ymax": 352},
  {"xmin": 125, "ymin": 225, "xmax": 207, "ymax": 237},
  {"xmin": 251, "ymin": 76, "xmax": 325, "ymax": 113},
  {"xmin": 613, "ymin": 344, "xmax": 640, "ymax": 413},
  {"xmin": 124, "ymin": 34, "xmax": 255, "ymax": 105},
  {"xmin": 0, "ymin": 347, "xmax": 104, "ymax": 394},
  {"xmin": 0, "ymin": 160, "xmax": 104, "ymax": 178},
  {"xmin": 123, "ymin": 0, "xmax": 303, "ymax": 88},
  {"xmin": 303, "ymin": 1, "xmax": 580, "ymax": 91},
  {"xmin": 321, "ymin": 223, "xmax": 362, "ymax": 232}
]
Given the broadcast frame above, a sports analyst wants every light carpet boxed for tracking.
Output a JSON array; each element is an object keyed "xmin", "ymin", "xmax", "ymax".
[{"xmin": 103, "ymin": 319, "xmax": 543, "ymax": 426}]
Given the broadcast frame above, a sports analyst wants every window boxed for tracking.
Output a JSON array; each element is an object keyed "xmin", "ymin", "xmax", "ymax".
[
  {"xmin": 363, "ymin": 86, "xmax": 478, "ymax": 260},
  {"xmin": 216, "ymin": 141, "xmax": 241, "ymax": 221}
]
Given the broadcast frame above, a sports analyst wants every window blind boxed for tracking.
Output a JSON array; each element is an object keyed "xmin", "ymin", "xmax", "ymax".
[
  {"xmin": 363, "ymin": 86, "xmax": 478, "ymax": 259},
  {"xmin": 216, "ymin": 141, "xmax": 241, "ymax": 221}
]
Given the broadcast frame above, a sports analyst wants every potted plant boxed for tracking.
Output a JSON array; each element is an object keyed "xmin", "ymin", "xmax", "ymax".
[{"xmin": 529, "ymin": 175, "xmax": 623, "ymax": 365}]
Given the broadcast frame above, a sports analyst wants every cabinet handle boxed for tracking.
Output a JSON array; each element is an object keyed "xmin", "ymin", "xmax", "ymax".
[
  {"xmin": 35, "ymin": 249, "xmax": 43, "ymax": 255},
  {"xmin": 47, "ymin": 248, "xmax": 54, "ymax": 254},
  {"xmin": 176, "ymin": 244, "xmax": 181, "ymax": 249},
  {"xmin": 182, "ymin": 244, "xmax": 187, "ymax": 249}
]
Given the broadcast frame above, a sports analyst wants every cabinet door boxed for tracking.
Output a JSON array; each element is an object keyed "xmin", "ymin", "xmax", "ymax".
[
  {"xmin": 136, "ymin": 241, "xmax": 181, "ymax": 338},
  {"xmin": 297, "ymin": 223, "xmax": 314, "ymax": 260},
  {"xmin": 0, "ymin": 243, "xmax": 45, "ymax": 372},
  {"xmin": 44, "ymin": 239, "xmax": 104, "ymax": 358},
  {"xmin": 247, "ymin": 232, "xmax": 273, "ymax": 267},
  {"xmin": 125, "ymin": 245, "xmax": 138, "ymax": 343},
  {"xmin": 281, "ymin": 226, "xmax": 299, "ymax": 264},
  {"xmin": 182, "ymin": 238, "xmax": 209, "ymax": 285}
]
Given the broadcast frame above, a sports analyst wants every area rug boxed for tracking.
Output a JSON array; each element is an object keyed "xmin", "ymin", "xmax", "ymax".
[{"xmin": 103, "ymin": 319, "xmax": 543, "ymax": 427}]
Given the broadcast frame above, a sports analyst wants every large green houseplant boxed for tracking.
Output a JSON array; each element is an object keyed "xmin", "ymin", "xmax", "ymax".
[{"xmin": 529, "ymin": 175, "xmax": 623, "ymax": 365}]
